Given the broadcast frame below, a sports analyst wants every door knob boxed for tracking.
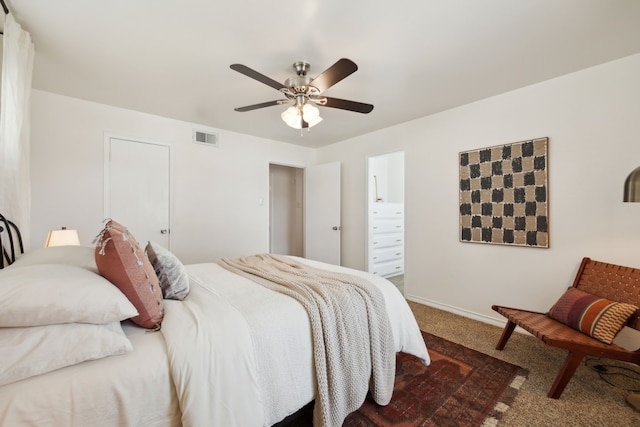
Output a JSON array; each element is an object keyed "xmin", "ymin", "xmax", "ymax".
[
  {"xmin": 332, "ymin": 226, "xmax": 341, "ymax": 231},
  {"xmin": 160, "ymin": 229, "xmax": 168, "ymax": 234}
]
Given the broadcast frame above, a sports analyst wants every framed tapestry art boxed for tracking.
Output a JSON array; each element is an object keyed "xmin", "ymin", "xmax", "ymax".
[{"xmin": 459, "ymin": 137, "xmax": 549, "ymax": 248}]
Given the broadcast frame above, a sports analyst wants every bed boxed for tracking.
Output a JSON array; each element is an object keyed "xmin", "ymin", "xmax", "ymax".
[{"xmin": 0, "ymin": 219, "xmax": 429, "ymax": 427}]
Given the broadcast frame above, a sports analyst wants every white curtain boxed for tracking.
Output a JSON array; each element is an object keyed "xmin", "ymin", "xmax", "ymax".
[{"xmin": 0, "ymin": 13, "xmax": 35, "ymax": 249}]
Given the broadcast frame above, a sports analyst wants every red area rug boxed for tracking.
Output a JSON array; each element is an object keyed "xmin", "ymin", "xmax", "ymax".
[{"xmin": 282, "ymin": 331, "xmax": 527, "ymax": 427}]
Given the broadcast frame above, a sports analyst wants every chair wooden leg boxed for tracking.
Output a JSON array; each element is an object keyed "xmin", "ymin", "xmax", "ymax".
[
  {"xmin": 547, "ymin": 352, "xmax": 584, "ymax": 399},
  {"xmin": 495, "ymin": 320, "xmax": 517, "ymax": 350}
]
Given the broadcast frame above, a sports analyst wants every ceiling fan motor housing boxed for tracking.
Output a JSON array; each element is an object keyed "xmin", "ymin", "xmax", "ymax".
[
  {"xmin": 284, "ymin": 75, "xmax": 313, "ymax": 93},
  {"xmin": 293, "ymin": 60, "xmax": 310, "ymax": 76},
  {"xmin": 284, "ymin": 61, "xmax": 321, "ymax": 97}
]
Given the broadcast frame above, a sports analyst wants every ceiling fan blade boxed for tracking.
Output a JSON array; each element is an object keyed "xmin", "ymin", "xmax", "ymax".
[
  {"xmin": 309, "ymin": 58, "xmax": 358, "ymax": 93},
  {"xmin": 230, "ymin": 64, "xmax": 286, "ymax": 91},
  {"xmin": 234, "ymin": 100, "xmax": 287, "ymax": 112},
  {"xmin": 322, "ymin": 97, "xmax": 374, "ymax": 114}
]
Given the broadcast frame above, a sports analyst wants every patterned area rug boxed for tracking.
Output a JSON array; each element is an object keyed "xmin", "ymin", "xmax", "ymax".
[{"xmin": 280, "ymin": 331, "xmax": 527, "ymax": 427}]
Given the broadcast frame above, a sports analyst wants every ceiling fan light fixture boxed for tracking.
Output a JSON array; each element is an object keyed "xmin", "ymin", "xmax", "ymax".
[
  {"xmin": 302, "ymin": 103, "xmax": 320, "ymax": 121},
  {"xmin": 305, "ymin": 114, "xmax": 323, "ymax": 128},
  {"xmin": 281, "ymin": 106, "xmax": 302, "ymax": 129},
  {"xmin": 281, "ymin": 102, "xmax": 323, "ymax": 129}
]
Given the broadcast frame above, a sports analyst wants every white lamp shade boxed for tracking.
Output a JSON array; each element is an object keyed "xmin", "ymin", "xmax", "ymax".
[
  {"xmin": 302, "ymin": 103, "xmax": 320, "ymax": 120},
  {"xmin": 302, "ymin": 103, "xmax": 322, "ymax": 127},
  {"xmin": 45, "ymin": 228, "xmax": 80, "ymax": 247},
  {"xmin": 281, "ymin": 106, "xmax": 302, "ymax": 129},
  {"xmin": 306, "ymin": 115, "xmax": 323, "ymax": 127}
]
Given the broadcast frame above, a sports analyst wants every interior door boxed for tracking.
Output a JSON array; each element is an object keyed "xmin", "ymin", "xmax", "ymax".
[
  {"xmin": 105, "ymin": 136, "xmax": 171, "ymax": 248},
  {"xmin": 304, "ymin": 162, "xmax": 341, "ymax": 265}
]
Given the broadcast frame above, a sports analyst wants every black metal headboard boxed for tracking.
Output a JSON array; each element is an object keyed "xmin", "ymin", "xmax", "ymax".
[{"xmin": 0, "ymin": 213, "xmax": 24, "ymax": 268}]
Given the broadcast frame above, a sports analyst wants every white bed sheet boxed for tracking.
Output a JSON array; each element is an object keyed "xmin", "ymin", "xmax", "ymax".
[{"xmin": 0, "ymin": 322, "xmax": 181, "ymax": 427}]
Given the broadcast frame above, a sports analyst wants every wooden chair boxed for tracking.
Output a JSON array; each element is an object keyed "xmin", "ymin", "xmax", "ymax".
[{"xmin": 492, "ymin": 257, "xmax": 640, "ymax": 399}]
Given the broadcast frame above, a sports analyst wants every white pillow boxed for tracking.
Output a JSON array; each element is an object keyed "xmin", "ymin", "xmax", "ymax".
[
  {"xmin": 145, "ymin": 241, "xmax": 190, "ymax": 300},
  {"xmin": 0, "ymin": 264, "xmax": 138, "ymax": 327},
  {"xmin": 0, "ymin": 321, "xmax": 133, "ymax": 386},
  {"xmin": 9, "ymin": 246, "xmax": 98, "ymax": 272}
]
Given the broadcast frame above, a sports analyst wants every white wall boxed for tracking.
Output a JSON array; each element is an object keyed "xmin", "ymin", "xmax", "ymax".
[
  {"xmin": 30, "ymin": 90, "xmax": 315, "ymax": 264},
  {"xmin": 318, "ymin": 53, "xmax": 640, "ymax": 324},
  {"xmin": 28, "ymin": 54, "xmax": 640, "ymax": 324}
]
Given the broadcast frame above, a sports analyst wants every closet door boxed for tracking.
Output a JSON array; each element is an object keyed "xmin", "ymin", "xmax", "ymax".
[
  {"xmin": 104, "ymin": 136, "xmax": 171, "ymax": 248},
  {"xmin": 304, "ymin": 162, "xmax": 341, "ymax": 265}
]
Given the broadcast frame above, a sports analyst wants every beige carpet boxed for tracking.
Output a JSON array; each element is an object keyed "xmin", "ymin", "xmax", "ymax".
[{"xmin": 408, "ymin": 301, "xmax": 640, "ymax": 427}]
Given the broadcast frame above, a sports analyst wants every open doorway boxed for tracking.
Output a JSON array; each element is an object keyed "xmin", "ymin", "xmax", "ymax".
[
  {"xmin": 269, "ymin": 162, "xmax": 342, "ymax": 263},
  {"xmin": 269, "ymin": 164, "xmax": 304, "ymax": 256},
  {"xmin": 367, "ymin": 151, "xmax": 405, "ymax": 294}
]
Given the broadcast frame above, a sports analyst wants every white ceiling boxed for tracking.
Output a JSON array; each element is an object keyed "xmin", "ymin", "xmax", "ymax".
[{"xmin": 6, "ymin": 0, "xmax": 640, "ymax": 148}]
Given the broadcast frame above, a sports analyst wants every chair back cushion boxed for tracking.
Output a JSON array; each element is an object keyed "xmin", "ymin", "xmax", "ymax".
[
  {"xmin": 575, "ymin": 258, "xmax": 640, "ymax": 330},
  {"xmin": 548, "ymin": 287, "xmax": 637, "ymax": 344}
]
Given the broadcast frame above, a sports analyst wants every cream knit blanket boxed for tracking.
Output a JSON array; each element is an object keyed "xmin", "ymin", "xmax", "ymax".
[{"xmin": 218, "ymin": 254, "xmax": 395, "ymax": 427}]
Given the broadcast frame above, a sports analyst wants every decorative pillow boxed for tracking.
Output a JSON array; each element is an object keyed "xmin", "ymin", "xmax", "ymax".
[
  {"xmin": 145, "ymin": 241, "xmax": 190, "ymax": 300},
  {"xmin": 0, "ymin": 321, "xmax": 132, "ymax": 387},
  {"xmin": 9, "ymin": 245, "xmax": 98, "ymax": 272},
  {"xmin": 548, "ymin": 288, "xmax": 638, "ymax": 344},
  {"xmin": 0, "ymin": 264, "xmax": 138, "ymax": 327},
  {"xmin": 95, "ymin": 220, "xmax": 164, "ymax": 329}
]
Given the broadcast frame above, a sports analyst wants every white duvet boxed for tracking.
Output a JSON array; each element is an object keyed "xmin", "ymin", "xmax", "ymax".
[
  {"xmin": 0, "ymin": 257, "xmax": 428, "ymax": 427},
  {"xmin": 162, "ymin": 258, "xmax": 429, "ymax": 427}
]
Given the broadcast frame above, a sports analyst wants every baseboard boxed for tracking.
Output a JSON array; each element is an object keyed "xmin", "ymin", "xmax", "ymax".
[{"xmin": 406, "ymin": 294, "xmax": 517, "ymax": 330}]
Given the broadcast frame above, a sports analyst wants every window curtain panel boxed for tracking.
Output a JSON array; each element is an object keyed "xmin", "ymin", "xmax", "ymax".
[{"xmin": 0, "ymin": 13, "xmax": 34, "ymax": 249}]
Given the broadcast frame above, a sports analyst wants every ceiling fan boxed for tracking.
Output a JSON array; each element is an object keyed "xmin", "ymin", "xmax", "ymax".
[{"xmin": 230, "ymin": 58, "xmax": 374, "ymax": 130}]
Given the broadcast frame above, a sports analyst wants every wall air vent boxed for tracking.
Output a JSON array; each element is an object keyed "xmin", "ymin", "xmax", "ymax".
[{"xmin": 193, "ymin": 130, "xmax": 219, "ymax": 147}]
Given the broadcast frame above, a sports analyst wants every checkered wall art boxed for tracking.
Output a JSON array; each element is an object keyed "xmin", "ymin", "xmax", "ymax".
[{"xmin": 459, "ymin": 137, "xmax": 549, "ymax": 248}]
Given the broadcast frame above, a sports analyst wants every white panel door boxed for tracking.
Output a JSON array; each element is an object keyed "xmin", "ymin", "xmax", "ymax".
[
  {"xmin": 304, "ymin": 162, "xmax": 341, "ymax": 265},
  {"xmin": 105, "ymin": 136, "xmax": 171, "ymax": 248}
]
